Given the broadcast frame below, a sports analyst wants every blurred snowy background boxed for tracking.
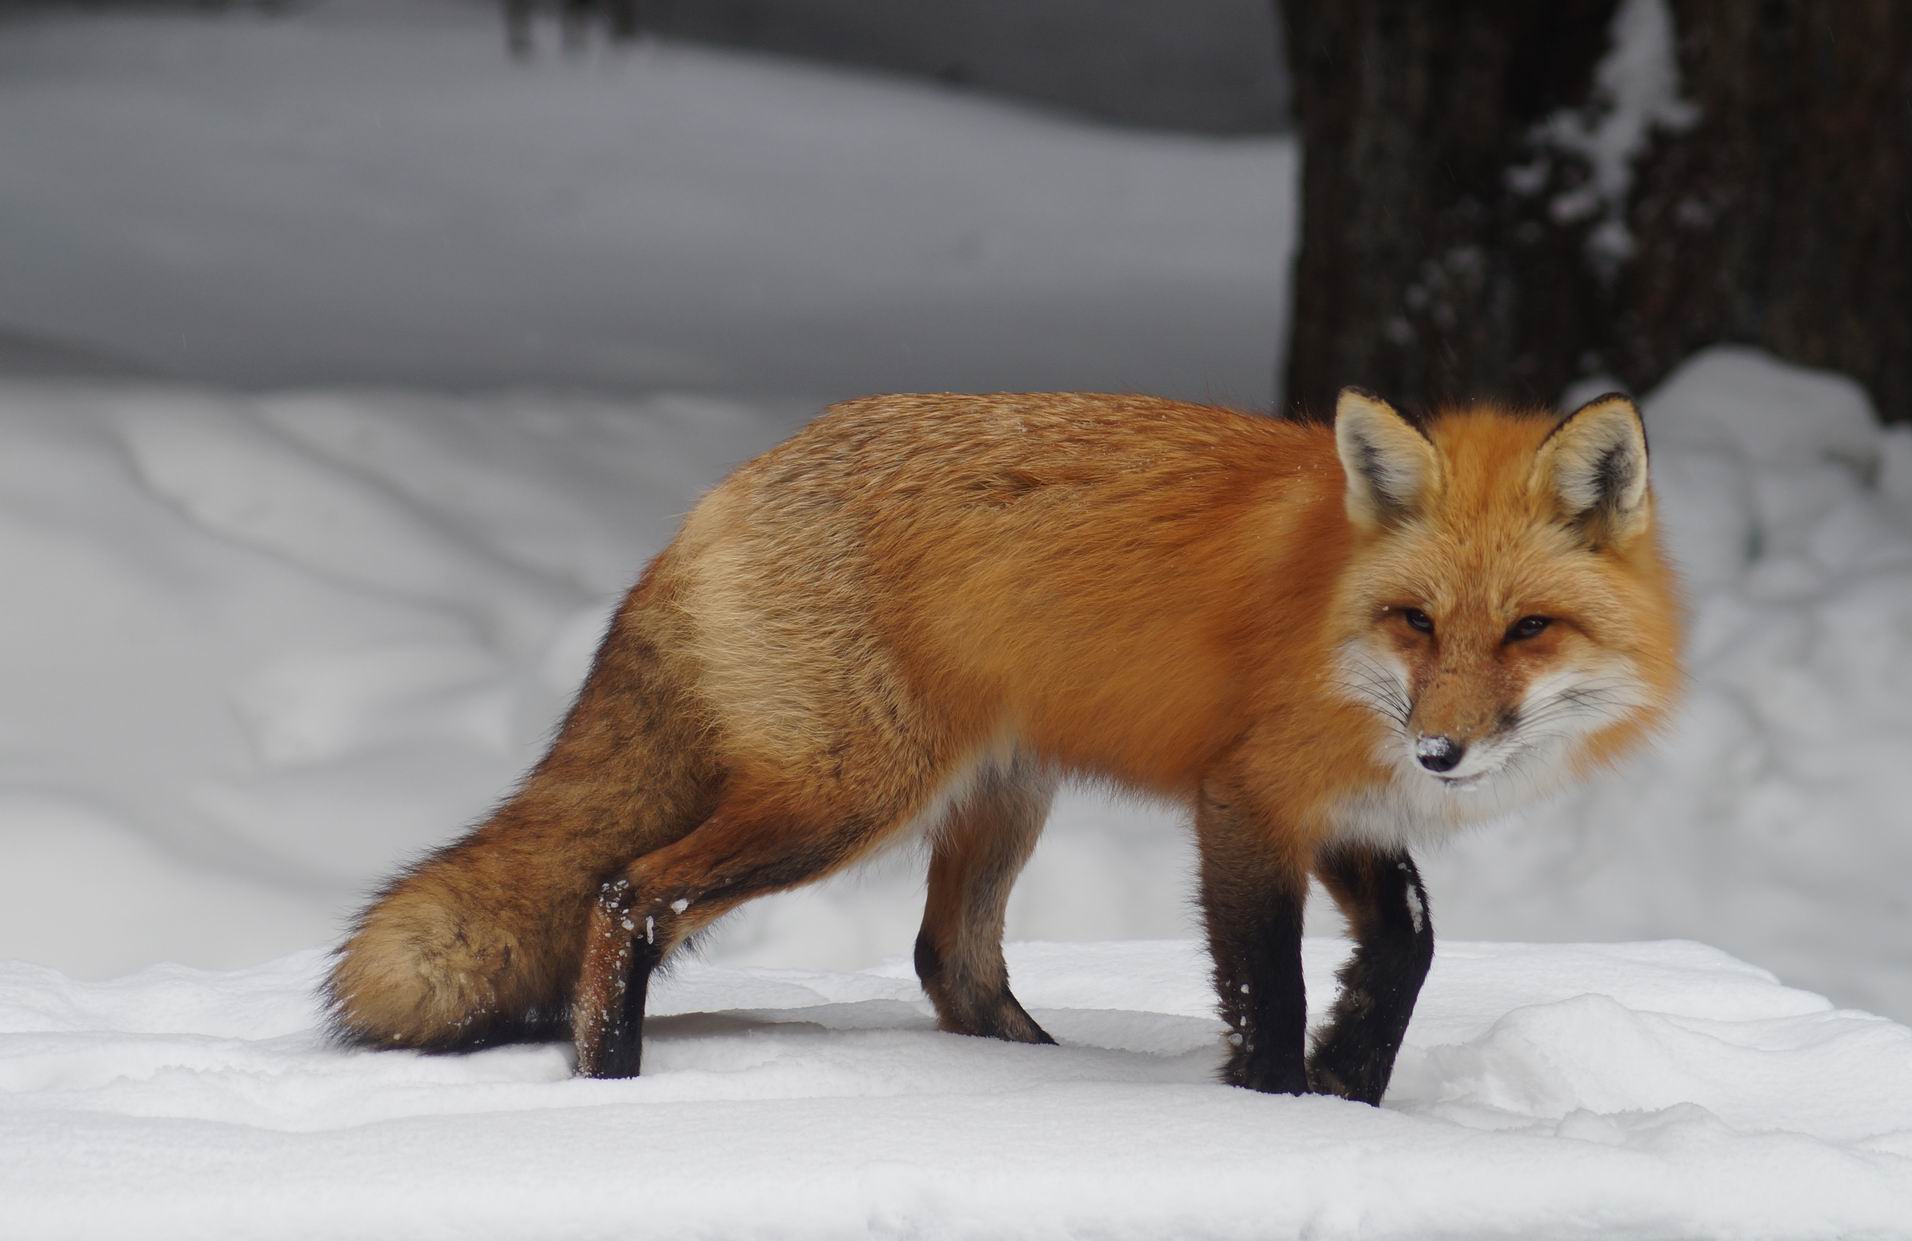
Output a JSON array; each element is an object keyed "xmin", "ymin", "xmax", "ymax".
[{"xmin": 2, "ymin": 0, "xmax": 1908, "ymax": 1025}]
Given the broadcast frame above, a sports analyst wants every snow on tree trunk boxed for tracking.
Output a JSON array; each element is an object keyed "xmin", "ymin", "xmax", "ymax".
[{"xmin": 1278, "ymin": 0, "xmax": 1912, "ymax": 425}]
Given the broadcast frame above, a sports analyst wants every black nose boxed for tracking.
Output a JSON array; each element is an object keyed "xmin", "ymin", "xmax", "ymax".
[{"xmin": 1416, "ymin": 736, "xmax": 1465, "ymax": 773}]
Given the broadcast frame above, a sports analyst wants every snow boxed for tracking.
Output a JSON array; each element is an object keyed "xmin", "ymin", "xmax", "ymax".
[
  {"xmin": 4, "ymin": 939, "xmax": 1909, "ymax": 1238},
  {"xmin": 1527, "ymin": 0, "xmax": 1699, "ymax": 264},
  {"xmin": 0, "ymin": 0, "xmax": 1291, "ymax": 406},
  {"xmin": 1402, "ymin": 867, "xmax": 1426, "ymax": 935}
]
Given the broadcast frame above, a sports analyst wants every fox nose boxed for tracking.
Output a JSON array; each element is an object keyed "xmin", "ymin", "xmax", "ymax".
[{"xmin": 1415, "ymin": 735, "xmax": 1465, "ymax": 773}]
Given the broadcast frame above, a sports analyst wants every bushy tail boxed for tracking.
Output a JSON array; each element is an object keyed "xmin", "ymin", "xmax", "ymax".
[
  {"xmin": 323, "ymin": 814, "xmax": 589, "ymax": 1050},
  {"xmin": 324, "ymin": 577, "xmax": 717, "ymax": 1050}
]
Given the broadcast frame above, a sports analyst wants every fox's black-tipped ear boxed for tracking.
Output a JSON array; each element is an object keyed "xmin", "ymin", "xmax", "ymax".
[
  {"xmin": 1534, "ymin": 392, "xmax": 1650, "ymax": 545},
  {"xmin": 1335, "ymin": 387, "xmax": 1440, "ymax": 529}
]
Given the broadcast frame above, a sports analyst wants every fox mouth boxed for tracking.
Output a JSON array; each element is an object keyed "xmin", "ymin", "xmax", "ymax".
[{"xmin": 1430, "ymin": 771, "xmax": 1487, "ymax": 792}]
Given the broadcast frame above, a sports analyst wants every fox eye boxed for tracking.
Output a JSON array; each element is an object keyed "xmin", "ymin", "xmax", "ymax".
[
  {"xmin": 1507, "ymin": 615, "xmax": 1552, "ymax": 641},
  {"xmin": 1401, "ymin": 607, "xmax": 1435, "ymax": 634}
]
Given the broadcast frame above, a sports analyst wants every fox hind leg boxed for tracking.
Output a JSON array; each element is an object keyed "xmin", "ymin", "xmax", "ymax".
[
  {"xmin": 571, "ymin": 789, "xmax": 910, "ymax": 1079},
  {"xmin": 913, "ymin": 757, "xmax": 1057, "ymax": 1045},
  {"xmin": 1307, "ymin": 842, "xmax": 1434, "ymax": 1105},
  {"xmin": 572, "ymin": 875, "xmax": 663, "ymax": 1079}
]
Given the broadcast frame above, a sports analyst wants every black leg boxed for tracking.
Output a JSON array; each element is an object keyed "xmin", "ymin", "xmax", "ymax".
[
  {"xmin": 1196, "ymin": 782, "xmax": 1310, "ymax": 1095},
  {"xmin": 1308, "ymin": 843, "xmax": 1435, "ymax": 1105},
  {"xmin": 572, "ymin": 877, "xmax": 663, "ymax": 1079},
  {"xmin": 594, "ymin": 934, "xmax": 660, "ymax": 1080}
]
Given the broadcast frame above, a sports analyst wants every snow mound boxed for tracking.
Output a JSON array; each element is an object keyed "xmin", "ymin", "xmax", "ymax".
[
  {"xmin": 0, "ymin": 0, "xmax": 1291, "ymax": 404},
  {"xmin": 4, "ymin": 940, "xmax": 1908, "ymax": 1239}
]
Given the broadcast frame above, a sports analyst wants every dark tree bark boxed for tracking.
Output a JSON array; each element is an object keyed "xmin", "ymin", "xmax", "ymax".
[
  {"xmin": 1279, "ymin": 0, "xmax": 1912, "ymax": 424},
  {"xmin": 1616, "ymin": 2, "xmax": 1912, "ymax": 422},
  {"xmin": 1279, "ymin": 1, "xmax": 1615, "ymax": 413}
]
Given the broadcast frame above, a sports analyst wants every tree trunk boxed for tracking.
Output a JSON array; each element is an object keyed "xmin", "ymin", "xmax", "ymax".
[{"xmin": 1279, "ymin": 0, "xmax": 1912, "ymax": 424}]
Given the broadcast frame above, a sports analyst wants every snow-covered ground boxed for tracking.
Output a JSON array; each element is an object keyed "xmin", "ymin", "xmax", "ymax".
[{"xmin": 5, "ymin": 940, "xmax": 1910, "ymax": 1239}]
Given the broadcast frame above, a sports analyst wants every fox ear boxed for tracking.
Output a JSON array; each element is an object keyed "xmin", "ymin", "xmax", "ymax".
[
  {"xmin": 1534, "ymin": 393, "xmax": 1650, "ymax": 545},
  {"xmin": 1335, "ymin": 387, "xmax": 1439, "ymax": 529}
]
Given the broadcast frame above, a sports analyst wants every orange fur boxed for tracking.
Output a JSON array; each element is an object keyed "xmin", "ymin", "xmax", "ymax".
[{"xmin": 326, "ymin": 389, "xmax": 1684, "ymax": 1072}]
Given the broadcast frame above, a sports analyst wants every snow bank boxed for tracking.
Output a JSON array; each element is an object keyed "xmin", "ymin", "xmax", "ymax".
[
  {"xmin": 0, "ymin": 0, "xmax": 1291, "ymax": 405},
  {"xmin": 4, "ymin": 940, "xmax": 1908, "ymax": 1239}
]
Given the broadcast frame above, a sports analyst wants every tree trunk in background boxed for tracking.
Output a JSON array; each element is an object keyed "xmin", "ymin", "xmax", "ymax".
[
  {"xmin": 1279, "ymin": 1, "xmax": 1614, "ymax": 414},
  {"xmin": 1279, "ymin": 0, "xmax": 1912, "ymax": 424},
  {"xmin": 1616, "ymin": 2, "xmax": 1912, "ymax": 423}
]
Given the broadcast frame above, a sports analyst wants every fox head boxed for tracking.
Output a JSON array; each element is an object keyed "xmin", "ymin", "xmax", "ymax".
[{"xmin": 1328, "ymin": 387, "xmax": 1683, "ymax": 817}]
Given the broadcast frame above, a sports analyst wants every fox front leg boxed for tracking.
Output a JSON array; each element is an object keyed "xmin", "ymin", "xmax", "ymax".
[
  {"xmin": 1195, "ymin": 780, "xmax": 1310, "ymax": 1095},
  {"xmin": 1308, "ymin": 843, "xmax": 1434, "ymax": 1105}
]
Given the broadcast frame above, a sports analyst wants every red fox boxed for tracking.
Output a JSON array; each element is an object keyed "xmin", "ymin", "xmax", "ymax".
[{"xmin": 326, "ymin": 388, "xmax": 1681, "ymax": 1103}]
